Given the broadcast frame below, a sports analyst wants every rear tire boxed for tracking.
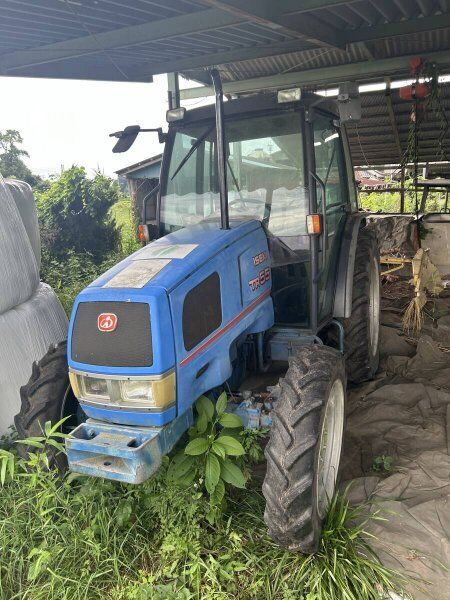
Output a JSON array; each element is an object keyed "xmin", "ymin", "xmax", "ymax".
[
  {"xmin": 14, "ymin": 341, "xmax": 83, "ymax": 467},
  {"xmin": 263, "ymin": 345, "xmax": 346, "ymax": 553},
  {"xmin": 341, "ymin": 228, "xmax": 380, "ymax": 383}
]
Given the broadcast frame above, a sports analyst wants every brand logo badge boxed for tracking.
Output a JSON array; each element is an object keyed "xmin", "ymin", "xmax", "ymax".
[{"xmin": 98, "ymin": 313, "xmax": 118, "ymax": 332}]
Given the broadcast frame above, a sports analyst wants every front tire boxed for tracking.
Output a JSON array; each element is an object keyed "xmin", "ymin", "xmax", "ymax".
[
  {"xmin": 263, "ymin": 345, "xmax": 346, "ymax": 553},
  {"xmin": 14, "ymin": 341, "xmax": 84, "ymax": 466}
]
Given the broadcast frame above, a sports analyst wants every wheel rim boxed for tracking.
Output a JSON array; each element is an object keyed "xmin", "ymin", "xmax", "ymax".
[
  {"xmin": 368, "ymin": 255, "xmax": 380, "ymax": 358},
  {"xmin": 316, "ymin": 378, "xmax": 345, "ymax": 519}
]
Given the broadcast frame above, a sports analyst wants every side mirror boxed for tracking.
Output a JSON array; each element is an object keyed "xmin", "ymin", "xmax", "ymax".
[
  {"xmin": 110, "ymin": 126, "xmax": 166, "ymax": 153},
  {"xmin": 110, "ymin": 125, "xmax": 141, "ymax": 153}
]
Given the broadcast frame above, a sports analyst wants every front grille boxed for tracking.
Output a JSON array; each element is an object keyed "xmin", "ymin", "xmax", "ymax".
[{"xmin": 71, "ymin": 302, "xmax": 152, "ymax": 367}]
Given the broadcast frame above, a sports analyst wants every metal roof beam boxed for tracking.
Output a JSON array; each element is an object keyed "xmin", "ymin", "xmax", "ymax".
[
  {"xmin": 199, "ymin": 0, "xmax": 343, "ymax": 48},
  {"xmin": 180, "ymin": 50, "xmax": 450, "ymax": 99},
  {"xmin": 342, "ymin": 11, "xmax": 450, "ymax": 44},
  {"xmin": 128, "ymin": 40, "xmax": 310, "ymax": 79},
  {"xmin": 0, "ymin": 8, "xmax": 243, "ymax": 73}
]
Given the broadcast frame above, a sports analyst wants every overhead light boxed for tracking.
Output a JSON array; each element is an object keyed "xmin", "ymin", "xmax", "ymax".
[
  {"xmin": 324, "ymin": 132, "xmax": 339, "ymax": 143},
  {"xmin": 314, "ymin": 141, "xmax": 322, "ymax": 146},
  {"xmin": 277, "ymin": 88, "xmax": 302, "ymax": 103},
  {"xmin": 166, "ymin": 107, "xmax": 186, "ymax": 123}
]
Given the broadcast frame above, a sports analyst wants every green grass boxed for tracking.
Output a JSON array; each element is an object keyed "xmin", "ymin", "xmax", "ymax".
[{"xmin": 0, "ymin": 439, "xmax": 408, "ymax": 600}]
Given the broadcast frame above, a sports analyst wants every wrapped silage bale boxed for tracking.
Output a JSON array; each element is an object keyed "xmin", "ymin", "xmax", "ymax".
[
  {"xmin": 0, "ymin": 283, "xmax": 68, "ymax": 436},
  {"xmin": 0, "ymin": 176, "xmax": 39, "ymax": 314},
  {"xmin": 5, "ymin": 179, "xmax": 41, "ymax": 269}
]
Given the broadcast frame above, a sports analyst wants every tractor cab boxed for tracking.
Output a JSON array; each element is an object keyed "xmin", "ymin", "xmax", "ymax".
[{"xmin": 147, "ymin": 91, "xmax": 357, "ymax": 335}]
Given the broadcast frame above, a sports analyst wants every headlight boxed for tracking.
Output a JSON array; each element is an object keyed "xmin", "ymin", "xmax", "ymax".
[
  {"xmin": 119, "ymin": 380, "xmax": 153, "ymax": 404},
  {"xmin": 83, "ymin": 376, "xmax": 109, "ymax": 400},
  {"xmin": 69, "ymin": 370, "xmax": 175, "ymax": 410}
]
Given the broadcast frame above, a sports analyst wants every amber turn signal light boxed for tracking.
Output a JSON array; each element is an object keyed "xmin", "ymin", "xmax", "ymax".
[
  {"xmin": 137, "ymin": 224, "xmax": 149, "ymax": 243},
  {"xmin": 306, "ymin": 214, "xmax": 322, "ymax": 235}
]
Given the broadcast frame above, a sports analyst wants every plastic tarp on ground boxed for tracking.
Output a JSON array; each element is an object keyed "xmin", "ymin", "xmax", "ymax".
[
  {"xmin": 366, "ymin": 215, "xmax": 418, "ymax": 256},
  {"xmin": 0, "ymin": 176, "xmax": 68, "ymax": 435},
  {"xmin": 342, "ymin": 332, "xmax": 450, "ymax": 600},
  {"xmin": 0, "ymin": 177, "xmax": 39, "ymax": 314}
]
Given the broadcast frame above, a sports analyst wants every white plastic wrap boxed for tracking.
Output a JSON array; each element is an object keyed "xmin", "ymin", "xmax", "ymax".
[
  {"xmin": 5, "ymin": 179, "xmax": 41, "ymax": 269},
  {"xmin": 0, "ymin": 176, "xmax": 39, "ymax": 314},
  {"xmin": 0, "ymin": 283, "xmax": 68, "ymax": 436}
]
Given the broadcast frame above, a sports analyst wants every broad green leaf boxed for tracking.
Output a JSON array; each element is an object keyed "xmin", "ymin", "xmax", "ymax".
[
  {"xmin": 168, "ymin": 452, "xmax": 195, "ymax": 481},
  {"xmin": 196, "ymin": 411, "xmax": 208, "ymax": 434},
  {"xmin": 195, "ymin": 395, "xmax": 214, "ymax": 420},
  {"xmin": 210, "ymin": 477, "xmax": 225, "ymax": 506},
  {"xmin": 215, "ymin": 392, "xmax": 227, "ymax": 416},
  {"xmin": 205, "ymin": 453, "xmax": 220, "ymax": 494},
  {"xmin": 216, "ymin": 435, "xmax": 245, "ymax": 456},
  {"xmin": 219, "ymin": 428, "xmax": 241, "ymax": 439},
  {"xmin": 211, "ymin": 441, "xmax": 226, "ymax": 460},
  {"xmin": 218, "ymin": 412, "xmax": 243, "ymax": 429},
  {"xmin": 45, "ymin": 438, "xmax": 65, "ymax": 452},
  {"xmin": 16, "ymin": 438, "xmax": 45, "ymax": 449},
  {"xmin": 176, "ymin": 468, "xmax": 197, "ymax": 488},
  {"xmin": 220, "ymin": 459, "xmax": 246, "ymax": 489},
  {"xmin": 185, "ymin": 437, "xmax": 209, "ymax": 456}
]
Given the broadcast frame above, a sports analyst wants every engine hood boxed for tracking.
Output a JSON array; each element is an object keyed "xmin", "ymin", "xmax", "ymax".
[{"xmin": 89, "ymin": 219, "xmax": 262, "ymax": 293}]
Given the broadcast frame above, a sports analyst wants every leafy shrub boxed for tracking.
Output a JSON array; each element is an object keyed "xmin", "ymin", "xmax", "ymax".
[
  {"xmin": 37, "ymin": 166, "xmax": 120, "ymax": 264},
  {"xmin": 168, "ymin": 393, "xmax": 247, "ymax": 514},
  {"xmin": 40, "ymin": 248, "xmax": 124, "ymax": 315}
]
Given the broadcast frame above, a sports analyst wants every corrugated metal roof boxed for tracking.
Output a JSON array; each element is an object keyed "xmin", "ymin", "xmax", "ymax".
[
  {"xmin": 1, "ymin": 0, "xmax": 450, "ymax": 83},
  {"xmin": 348, "ymin": 84, "xmax": 450, "ymax": 166},
  {"xmin": 1, "ymin": 0, "xmax": 449, "ymax": 166}
]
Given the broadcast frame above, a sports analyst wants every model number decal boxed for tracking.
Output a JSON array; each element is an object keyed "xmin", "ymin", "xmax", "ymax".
[
  {"xmin": 248, "ymin": 267, "xmax": 270, "ymax": 291},
  {"xmin": 252, "ymin": 251, "xmax": 267, "ymax": 266}
]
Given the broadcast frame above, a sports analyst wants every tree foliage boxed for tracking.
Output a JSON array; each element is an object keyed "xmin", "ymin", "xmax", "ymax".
[
  {"xmin": 0, "ymin": 129, "xmax": 41, "ymax": 187},
  {"xmin": 37, "ymin": 166, "xmax": 120, "ymax": 263}
]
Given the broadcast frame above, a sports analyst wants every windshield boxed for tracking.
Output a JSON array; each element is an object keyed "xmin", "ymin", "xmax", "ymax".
[{"xmin": 160, "ymin": 111, "xmax": 308, "ymax": 248}]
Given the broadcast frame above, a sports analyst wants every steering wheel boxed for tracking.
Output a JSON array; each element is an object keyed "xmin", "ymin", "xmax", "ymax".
[{"xmin": 229, "ymin": 196, "xmax": 267, "ymax": 211}]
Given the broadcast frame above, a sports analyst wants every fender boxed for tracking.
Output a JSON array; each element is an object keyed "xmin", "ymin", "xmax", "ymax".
[{"xmin": 333, "ymin": 212, "xmax": 367, "ymax": 319}]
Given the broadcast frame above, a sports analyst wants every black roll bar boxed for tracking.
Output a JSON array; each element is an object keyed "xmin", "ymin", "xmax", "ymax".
[{"xmin": 210, "ymin": 69, "xmax": 230, "ymax": 230}]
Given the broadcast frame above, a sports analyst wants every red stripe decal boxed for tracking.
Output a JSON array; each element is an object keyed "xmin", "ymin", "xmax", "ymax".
[{"xmin": 179, "ymin": 289, "xmax": 271, "ymax": 367}]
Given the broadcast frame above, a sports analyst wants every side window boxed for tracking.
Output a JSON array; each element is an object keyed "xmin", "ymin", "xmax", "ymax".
[
  {"xmin": 313, "ymin": 114, "xmax": 349, "ymax": 321},
  {"xmin": 161, "ymin": 129, "xmax": 219, "ymax": 233},
  {"xmin": 313, "ymin": 119, "xmax": 348, "ymax": 209},
  {"xmin": 182, "ymin": 273, "xmax": 222, "ymax": 351}
]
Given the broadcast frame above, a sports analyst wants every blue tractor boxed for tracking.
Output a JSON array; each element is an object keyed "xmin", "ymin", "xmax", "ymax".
[{"xmin": 16, "ymin": 72, "xmax": 380, "ymax": 553}]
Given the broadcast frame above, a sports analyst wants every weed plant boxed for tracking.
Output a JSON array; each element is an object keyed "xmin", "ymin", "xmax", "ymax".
[{"xmin": 0, "ymin": 424, "xmax": 408, "ymax": 599}]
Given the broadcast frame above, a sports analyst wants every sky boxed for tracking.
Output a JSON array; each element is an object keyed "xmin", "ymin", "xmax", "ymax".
[
  {"xmin": 0, "ymin": 74, "xmax": 197, "ymax": 178},
  {"xmin": 2, "ymin": 73, "xmax": 448, "ymax": 179}
]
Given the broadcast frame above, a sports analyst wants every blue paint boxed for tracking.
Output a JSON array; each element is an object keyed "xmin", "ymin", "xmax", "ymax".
[
  {"xmin": 66, "ymin": 409, "xmax": 192, "ymax": 484},
  {"xmin": 68, "ymin": 286, "xmax": 175, "ymax": 378},
  {"xmin": 66, "ymin": 219, "xmax": 274, "ymax": 479},
  {"xmin": 78, "ymin": 403, "xmax": 176, "ymax": 427}
]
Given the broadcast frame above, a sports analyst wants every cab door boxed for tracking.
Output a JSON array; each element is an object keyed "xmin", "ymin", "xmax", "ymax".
[{"xmin": 312, "ymin": 113, "xmax": 350, "ymax": 323}]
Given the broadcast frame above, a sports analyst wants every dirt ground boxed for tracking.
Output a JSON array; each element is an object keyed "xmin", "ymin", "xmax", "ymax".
[{"xmin": 341, "ymin": 277, "xmax": 450, "ymax": 600}]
